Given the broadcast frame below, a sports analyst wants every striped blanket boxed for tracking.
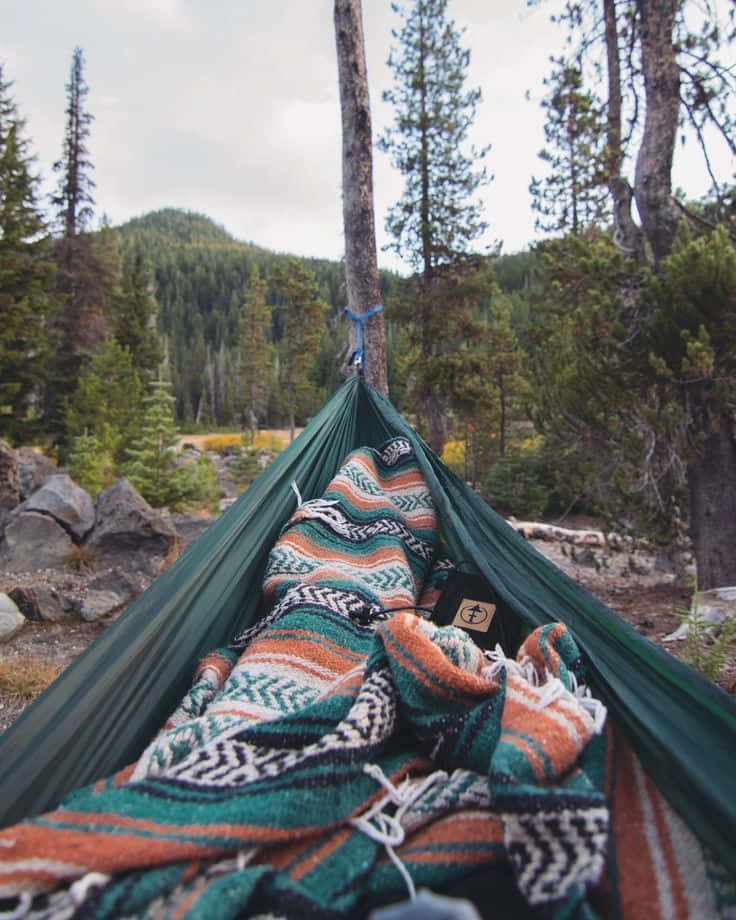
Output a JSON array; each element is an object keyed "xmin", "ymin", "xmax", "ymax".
[{"xmin": 0, "ymin": 438, "xmax": 732, "ymax": 919}]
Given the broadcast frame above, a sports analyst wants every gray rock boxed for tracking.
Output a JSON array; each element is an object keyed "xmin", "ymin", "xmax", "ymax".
[
  {"xmin": 17, "ymin": 448, "xmax": 57, "ymax": 500},
  {"xmin": 87, "ymin": 478, "xmax": 178, "ymax": 576},
  {"xmin": 7, "ymin": 584, "xmax": 66, "ymax": 622},
  {"xmin": 24, "ymin": 473, "xmax": 95, "ymax": 540},
  {"xmin": 88, "ymin": 568, "xmax": 141, "ymax": 603},
  {"xmin": 79, "ymin": 589, "xmax": 126, "ymax": 622},
  {"xmin": 0, "ymin": 592, "xmax": 25, "ymax": 640},
  {"xmin": 0, "ymin": 440, "xmax": 20, "ymax": 520},
  {"xmin": 664, "ymin": 585, "xmax": 736, "ymax": 642},
  {"xmin": 0, "ymin": 511, "xmax": 74, "ymax": 572},
  {"xmin": 170, "ymin": 512, "xmax": 216, "ymax": 553}
]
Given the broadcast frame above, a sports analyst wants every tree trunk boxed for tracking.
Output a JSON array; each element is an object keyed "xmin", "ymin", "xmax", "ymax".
[
  {"xmin": 422, "ymin": 390, "xmax": 447, "ymax": 454},
  {"xmin": 602, "ymin": 0, "xmax": 643, "ymax": 258},
  {"xmin": 687, "ymin": 415, "xmax": 736, "ymax": 590},
  {"xmin": 634, "ymin": 0, "xmax": 681, "ymax": 265},
  {"xmin": 334, "ymin": 0, "xmax": 388, "ymax": 396}
]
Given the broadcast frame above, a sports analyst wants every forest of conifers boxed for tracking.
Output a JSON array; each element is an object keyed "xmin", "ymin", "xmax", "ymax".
[{"xmin": 1, "ymin": 0, "xmax": 735, "ymax": 591}]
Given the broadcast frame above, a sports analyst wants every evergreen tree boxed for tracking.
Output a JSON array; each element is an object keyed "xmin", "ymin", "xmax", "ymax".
[
  {"xmin": 238, "ymin": 264, "xmax": 273, "ymax": 440},
  {"xmin": 0, "ymin": 65, "xmax": 57, "ymax": 441},
  {"xmin": 47, "ymin": 47, "xmax": 113, "ymax": 442},
  {"xmin": 66, "ymin": 429, "xmax": 111, "ymax": 497},
  {"xmin": 272, "ymin": 259, "xmax": 327, "ymax": 441},
  {"xmin": 64, "ymin": 337, "xmax": 143, "ymax": 464},
  {"xmin": 380, "ymin": 0, "xmax": 490, "ymax": 451},
  {"xmin": 380, "ymin": 0, "xmax": 489, "ymax": 274},
  {"xmin": 125, "ymin": 375, "xmax": 193, "ymax": 508},
  {"xmin": 52, "ymin": 47, "xmax": 94, "ymax": 239},
  {"xmin": 113, "ymin": 241, "xmax": 161, "ymax": 377},
  {"xmin": 530, "ymin": 62, "xmax": 609, "ymax": 235}
]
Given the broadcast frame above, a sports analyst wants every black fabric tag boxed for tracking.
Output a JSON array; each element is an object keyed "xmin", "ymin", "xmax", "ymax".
[{"xmin": 433, "ymin": 571, "xmax": 521, "ymax": 655}]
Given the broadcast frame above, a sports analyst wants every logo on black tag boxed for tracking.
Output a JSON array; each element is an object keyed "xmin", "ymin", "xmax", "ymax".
[{"xmin": 452, "ymin": 597, "xmax": 496, "ymax": 633}]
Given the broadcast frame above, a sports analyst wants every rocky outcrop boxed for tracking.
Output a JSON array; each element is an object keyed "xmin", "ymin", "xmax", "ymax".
[
  {"xmin": 169, "ymin": 512, "xmax": 216, "ymax": 553},
  {"xmin": 0, "ymin": 512, "xmax": 74, "ymax": 573},
  {"xmin": 21, "ymin": 473, "xmax": 95, "ymax": 541},
  {"xmin": 87, "ymin": 479, "xmax": 179, "ymax": 576},
  {"xmin": 0, "ymin": 442, "xmax": 20, "ymax": 526},
  {"xmin": 0, "ymin": 593, "xmax": 25, "ymax": 640},
  {"xmin": 8, "ymin": 584, "xmax": 68, "ymax": 622},
  {"xmin": 16, "ymin": 448, "xmax": 56, "ymax": 500}
]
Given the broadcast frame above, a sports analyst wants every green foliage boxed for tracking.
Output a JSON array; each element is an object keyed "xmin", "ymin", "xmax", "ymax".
[
  {"xmin": 125, "ymin": 376, "xmax": 191, "ymax": 509},
  {"xmin": 65, "ymin": 429, "xmax": 112, "ymax": 497},
  {"xmin": 679, "ymin": 593, "xmax": 736, "ymax": 683},
  {"xmin": 52, "ymin": 47, "xmax": 94, "ymax": 238},
  {"xmin": 113, "ymin": 241, "xmax": 162, "ymax": 377},
  {"xmin": 380, "ymin": 0, "xmax": 489, "ymax": 274},
  {"xmin": 64, "ymin": 337, "xmax": 143, "ymax": 464},
  {"xmin": 271, "ymin": 259, "xmax": 328, "ymax": 437},
  {"xmin": 485, "ymin": 442, "xmax": 556, "ymax": 521},
  {"xmin": 389, "ymin": 258, "xmax": 495, "ymax": 450},
  {"xmin": 530, "ymin": 62, "xmax": 609, "ymax": 235},
  {"xmin": 0, "ymin": 64, "xmax": 57, "ymax": 442},
  {"xmin": 229, "ymin": 446, "xmax": 261, "ymax": 491},
  {"xmin": 238, "ymin": 264, "xmax": 273, "ymax": 438}
]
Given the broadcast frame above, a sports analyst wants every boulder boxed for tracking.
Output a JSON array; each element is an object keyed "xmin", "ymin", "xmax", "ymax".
[
  {"xmin": 17, "ymin": 448, "xmax": 56, "ymax": 500},
  {"xmin": 7, "ymin": 584, "xmax": 66, "ymax": 622},
  {"xmin": 79, "ymin": 589, "xmax": 127, "ymax": 622},
  {"xmin": 23, "ymin": 473, "xmax": 95, "ymax": 540},
  {"xmin": 0, "ymin": 441, "xmax": 20, "ymax": 522},
  {"xmin": 88, "ymin": 568, "xmax": 143, "ymax": 602},
  {"xmin": 86, "ymin": 479, "xmax": 178, "ymax": 576},
  {"xmin": 170, "ymin": 512, "xmax": 216, "ymax": 553},
  {"xmin": 0, "ymin": 511, "xmax": 74, "ymax": 572},
  {"xmin": 0, "ymin": 593, "xmax": 25, "ymax": 641}
]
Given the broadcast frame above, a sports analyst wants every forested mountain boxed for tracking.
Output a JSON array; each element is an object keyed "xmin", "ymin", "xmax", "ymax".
[{"xmin": 116, "ymin": 208, "xmax": 401, "ymax": 426}]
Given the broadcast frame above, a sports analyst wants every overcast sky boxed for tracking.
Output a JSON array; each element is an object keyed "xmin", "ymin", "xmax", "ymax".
[{"xmin": 1, "ymin": 1, "xmax": 731, "ymax": 274}]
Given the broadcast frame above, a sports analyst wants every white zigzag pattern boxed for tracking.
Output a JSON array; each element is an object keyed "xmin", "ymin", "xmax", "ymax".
[
  {"xmin": 503, "ymin": 806, "xmax": 609, "ymax": 904},
  {"xmin": 164, "ymin": 668, "xmax": 397, "ymax": 789}
]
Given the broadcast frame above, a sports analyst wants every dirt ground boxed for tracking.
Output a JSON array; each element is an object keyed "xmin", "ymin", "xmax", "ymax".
[{"xmin": 1, "ymin": 525, "xmax": 733, "ymax": 735}]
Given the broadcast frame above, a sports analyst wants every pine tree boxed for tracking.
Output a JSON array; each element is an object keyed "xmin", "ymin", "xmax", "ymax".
[
  {"xmin": 530, "ymin": 62, "xmax": 609, "ymax": 235},
  {"xmin": 238, "ymin": 264, "xmax": 273, "ymax": 440},
  {"xmin": 66, "ymin": 429, "xmax": 111, "ymax": 497},
  {"xmin": 124, "ymin": 375, "xmax": 192, "ymax": 508},
  {"xmin": 380, "ymin": 0, "xmax": 490, "ymax": 451},
  {"xmin": 47, "ymin": 47, "xmax": 113, "ymax": 442},
  {"xmin": 65, "ymin": 337, "xmax": 143, "ymax": 464},
  {"xmin": 113, "ymin": 241, "xmax": 161, "ymax": 378},
  {"xmin": 380, "ymin": 0, "xmax": 489, "ymax": 276},
  {"xmin": 0, "ymin": 65, "xmax": 57, "ymax": 441},
  {"xmin": 52, "ymin": 47, "xmax": 94, "ymax": 240},
  {"xmin": 272, "ymin": 259, "xmax": 327, "ymax": 441}
]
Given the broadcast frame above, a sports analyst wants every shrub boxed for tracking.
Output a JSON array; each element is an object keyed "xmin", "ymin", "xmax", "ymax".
[
  {"xmin": 441, "ymin": 439, "xmax": 466, "ymax": 476},
  {"xmin": 201, "ymin": 434, "xmax": 244, "ymax": 453},
  {"xmin": 679, "ymin": 593, "xmax": 736, "ymax": 683},
  {"xmin": 252, "ymin": 431, "xmax": 287, "ymax": 452}
]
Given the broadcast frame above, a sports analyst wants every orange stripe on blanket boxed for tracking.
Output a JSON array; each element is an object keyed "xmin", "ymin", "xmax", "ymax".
[
  {"xmin": 398, "ymin": 810, "xmax": 505, "ymax": 866},
  {"xmin": 384, "ymin": 614, "xmax": 497, "ymax": 701},
  {"xmin": 241, "ymin": 638, "xmax": 361, "ymax": 677},
  {"xmin": 289, "ymin": 826, "xmax": 354, "ymax": 881},
  {"xmin": 610, "ymin": 737, "xmax": 662, "ymax": 920},
  {"xmin": 275, "ymin": 536, "xmax": 414, "ymax": 570}
]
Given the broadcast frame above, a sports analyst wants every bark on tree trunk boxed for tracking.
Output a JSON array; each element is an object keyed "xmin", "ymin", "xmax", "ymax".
[
  {"xmin": 603, "ymin": 0, "xmax": 643, "ymax": 258},
  {"xmin": 334, "ymin": 0, "xmax": 388, "ymax": 396},
  {"xmin": 634, "ymin": 0, "xmax": 681, "ymax": 265},
  {"xmin": 687, "ymin": 415, "xmax": 736, "ymax": 590},
  {"xmin": 422, "ymin": 390, "xmax": 447, "ymax": 454}
]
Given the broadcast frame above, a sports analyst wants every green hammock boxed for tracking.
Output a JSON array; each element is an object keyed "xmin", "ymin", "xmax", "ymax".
[{"xmin": 1, "ymin": 375, "xmax": 734, "ymax": 880}]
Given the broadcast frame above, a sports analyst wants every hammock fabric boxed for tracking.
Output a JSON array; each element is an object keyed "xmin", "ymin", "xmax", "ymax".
[{"xmin": 0, "ymin": 378, "xmax": 734, "ymax": 911}]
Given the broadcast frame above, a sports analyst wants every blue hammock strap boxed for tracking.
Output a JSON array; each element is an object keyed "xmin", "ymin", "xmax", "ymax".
[{"xmin": 345, "ymin": 304, "xmax": 383, "ymax": 372}]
